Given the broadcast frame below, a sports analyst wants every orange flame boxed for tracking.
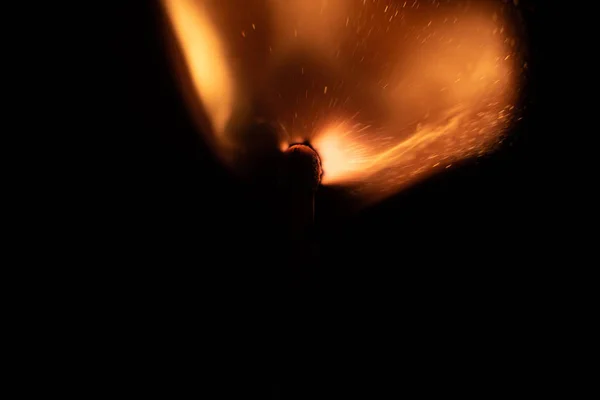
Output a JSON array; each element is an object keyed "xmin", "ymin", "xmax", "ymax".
[
  {"xmin": 161, "ymin": 0, "xmax": 235, "ymax": 137},
  {"xmin": 163, "ymin": 0, "xmax": 523, "ymax": 203}
]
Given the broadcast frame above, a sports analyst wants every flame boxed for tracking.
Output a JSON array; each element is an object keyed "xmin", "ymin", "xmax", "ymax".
[
  {"xmin": 162, "ymin": 0, "xmax": 524, "ymax": 203},
  {"xmin": 267, "ymin": 0, "xmax": 351, "ymax": 58},
  {"xmin": 161, "ymin": 0, "xmax": 235, "ymax": 137}
]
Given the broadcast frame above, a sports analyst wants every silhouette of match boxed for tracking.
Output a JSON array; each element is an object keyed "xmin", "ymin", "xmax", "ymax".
[
  {"xmin": 282, "ymin": 144, "xmax": 322, "ymax": 236},
  {"xmin": 283, "ymin": 144, "xmax": 322, "ymax": 190}
]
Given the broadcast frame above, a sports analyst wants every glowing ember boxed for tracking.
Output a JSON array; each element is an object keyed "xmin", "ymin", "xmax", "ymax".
[{"xmin": 162, "ymin": 0, "xmax": 524, "ymax": 204}]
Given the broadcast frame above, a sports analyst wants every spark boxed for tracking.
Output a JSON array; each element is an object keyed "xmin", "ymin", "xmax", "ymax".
[{"xmin": 164, "ymin": 0, "xmax": 523, "ymax": 204}]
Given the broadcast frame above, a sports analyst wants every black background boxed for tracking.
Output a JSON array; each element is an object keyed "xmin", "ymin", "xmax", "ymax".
[{"xmin": 102, "ymin": 1, "xmax": 559, "ymax": 397}]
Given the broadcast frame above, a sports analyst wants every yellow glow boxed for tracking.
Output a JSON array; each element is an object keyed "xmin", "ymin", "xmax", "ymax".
[
  {"xmin": 162, "ymin": 0, "xmax": 234, "ymax": 137},
  {"xmin": 313, "ymin": 126, "xmax": 369, "ymax": 184}
]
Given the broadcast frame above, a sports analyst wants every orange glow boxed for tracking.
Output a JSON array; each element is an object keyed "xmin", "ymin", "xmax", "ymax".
[
  {"xmin": 267, "ymin": 0, "xmax": 351, "ymax": 58},
  {"xmin": 162, "ymin": 0, "xmax": 524, "ymax": 203},
  {"xmin": 162, "ymin": 0, "xmax": 235, "ymax": 137},
  {"xmin": 313, "ymin": 122, "xmax": 375, "ymax": 184}
]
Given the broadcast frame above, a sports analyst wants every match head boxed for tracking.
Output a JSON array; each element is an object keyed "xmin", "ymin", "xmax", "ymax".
[{"xmin": 283, "ymin": 144, "xmax": 323, "ymax": 191}]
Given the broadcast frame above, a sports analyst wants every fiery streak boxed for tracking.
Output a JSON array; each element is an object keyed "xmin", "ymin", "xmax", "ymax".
[
  {"xmin": 162, "ymin": 0, "xmax": 235, "ymax": 137},
  {"xmin": 162, "ymin": 0, "xmax": 524, "ymax": 203}
]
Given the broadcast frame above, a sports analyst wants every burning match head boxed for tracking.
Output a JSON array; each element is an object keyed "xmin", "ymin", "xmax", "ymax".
[
  {"xmin": 283, "ymin": 144, "xmax": 322, "ymax": 191},
  {"xmin": 164, "ymin": 0, "xmax": 525, "ymax": 206}
]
